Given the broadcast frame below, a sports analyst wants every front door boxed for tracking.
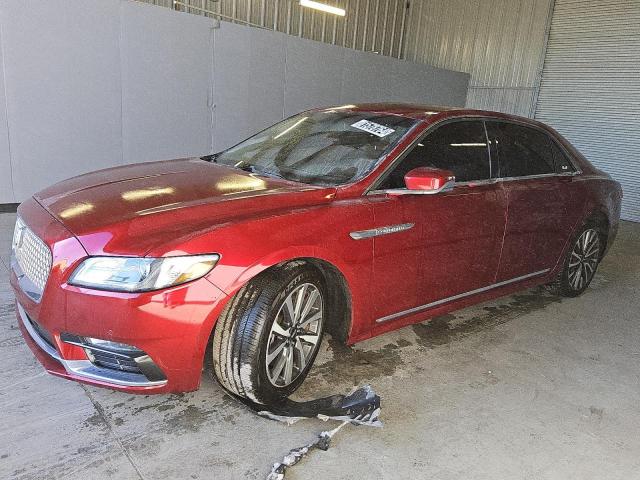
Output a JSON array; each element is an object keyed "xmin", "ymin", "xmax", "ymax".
[{"xmin": 366, "ymin": 120, "xmax": 507, "ymax": 324}]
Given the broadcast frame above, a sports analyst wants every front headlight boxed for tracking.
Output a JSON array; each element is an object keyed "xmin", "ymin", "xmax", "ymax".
[{"xmin": 68, "ymin": 254, "xmax": 220, "ymax": 292}]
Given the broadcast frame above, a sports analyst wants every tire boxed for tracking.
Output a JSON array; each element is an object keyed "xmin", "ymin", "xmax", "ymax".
[
  {"xmin": 549, "ymin": 221, "xmax": 604, "ymax": 297},
  {"xmin": 211, "ymin": 262, "xmax": 325, "ymax": 404}
]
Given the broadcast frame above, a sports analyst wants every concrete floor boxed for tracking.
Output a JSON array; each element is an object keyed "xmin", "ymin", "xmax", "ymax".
[{"xmin": 1, "ymin": 210, "xmax": 639, "ymax": 480}]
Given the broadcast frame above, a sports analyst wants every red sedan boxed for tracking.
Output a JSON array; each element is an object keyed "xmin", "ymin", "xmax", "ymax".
[{"xmin": 11, "ymin": 104, "xmax": 622, "ymax": 404}]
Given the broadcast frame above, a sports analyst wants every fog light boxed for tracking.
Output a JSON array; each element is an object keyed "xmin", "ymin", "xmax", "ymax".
[{"xmin": 59, "ymin": 333, "xmax": 167, "ymax": 382}]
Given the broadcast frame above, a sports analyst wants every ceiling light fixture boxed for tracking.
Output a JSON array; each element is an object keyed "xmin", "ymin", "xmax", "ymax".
[{"xmin": 300, "ymin": 0, "xmax": 346, "ymax": 16}]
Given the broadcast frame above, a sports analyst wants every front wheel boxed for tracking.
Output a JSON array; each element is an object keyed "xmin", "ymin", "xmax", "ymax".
[
  {"xmin": 549, "ymin": 223, "xmax": 603, "ymax": 297},
  {"xmin": 211, "ymin": 263, "xmax": 325, "ymax": 404}
]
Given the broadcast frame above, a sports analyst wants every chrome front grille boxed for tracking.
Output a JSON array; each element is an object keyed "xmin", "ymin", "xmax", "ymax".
[{"xmin": 11, "ymin": 217, "xmax": 53, "ymax": 297}]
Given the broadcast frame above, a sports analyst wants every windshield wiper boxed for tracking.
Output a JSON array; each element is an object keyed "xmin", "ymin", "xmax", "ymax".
[
  {"xmin": 200, "ymin": 153, "xmax": 220, "ymax": 163},
  {"xmin": 236, "ymin": 163, "xmax": 288, "ymax": 181}
]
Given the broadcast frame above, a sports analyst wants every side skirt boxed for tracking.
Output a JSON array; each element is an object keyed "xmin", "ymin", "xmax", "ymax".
[
  {"xmin": 376, "ymin": 269, "xmax": 550, "ymax": 324},
  {"xmin": 346, "ymin": 269, "xmax": 555, "ymax": 345}
]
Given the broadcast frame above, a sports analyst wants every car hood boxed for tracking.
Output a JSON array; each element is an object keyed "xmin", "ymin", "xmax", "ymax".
[{"xmin": 34, "ymin": 158, "xmax": 336, "ymax": 256}]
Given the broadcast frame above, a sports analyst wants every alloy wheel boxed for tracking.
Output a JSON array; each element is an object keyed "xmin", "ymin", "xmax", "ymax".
[
  {"xmin": 568, "ymin": 228, "xmax": 600, "ymax": 291},
  {"xmin": 265, "ymin": 283, "xmax": 323, "ymax": 387}
]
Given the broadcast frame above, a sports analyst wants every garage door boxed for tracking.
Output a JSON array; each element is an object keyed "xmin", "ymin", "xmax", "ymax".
[{"xmin": 535, "ymin": 0, "xmax": 640, "ymax": 222}]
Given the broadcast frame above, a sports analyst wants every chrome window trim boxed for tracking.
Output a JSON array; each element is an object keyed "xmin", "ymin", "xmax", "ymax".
[
  {"xmin": 17, "ymin": 303, "xmax": 167, "ymax": 388},
  {"xmin": 497, "ymin": 171, "xmax": 580, "ymax": 183},
  {"xmin": 375, "ymin": 268, "xmax": 551, "ymax": 324},
  {"xmin": 363, "ymin": 114, "xmax": 582, "ymax": 196},
  {"xmin": 453, "ymin": 178, "xmax": 499, "ymax": 187},
  {"xmin": 366, "ymin": 171, "xmax": 580, "ymax": 196}
]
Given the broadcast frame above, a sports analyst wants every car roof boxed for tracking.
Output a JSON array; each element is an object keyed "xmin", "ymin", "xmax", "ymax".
[{"xmin": 319, "ymin": 102, "xmax": 545, "ymax": 127}]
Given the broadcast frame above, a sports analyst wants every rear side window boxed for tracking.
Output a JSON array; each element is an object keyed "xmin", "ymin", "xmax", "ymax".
[
  {"xmin": 488, "ymin": 122, "xmax": 555, "ymax": 177},
  {"xmin": 378, "ymin": 120, "xmax": 491, "ymax": 189},
  {"xmin": 549, "ymin": 140, "xmax": 575, "ymax": 173}
]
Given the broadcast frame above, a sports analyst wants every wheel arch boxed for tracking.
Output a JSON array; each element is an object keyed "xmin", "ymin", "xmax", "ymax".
[
  {"xmin": 248, "ymin": 257, "xmax": 353, "ymax": 344},
  {"xmin": 207, "ymin": 252, "xmax": 355, "ymax": 346},
  {"xmin": 300, "ymin": 257, "xmax": 352, "ymax": 343},
  {"xmin": 584, "ymin": 207, "xmax": 611, "ymax": 257}
]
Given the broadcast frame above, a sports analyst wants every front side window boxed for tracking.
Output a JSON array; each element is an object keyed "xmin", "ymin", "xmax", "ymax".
[
  {"xmin": 487, "ymin": 122, "xmax": 555, "ymax": 177},
  {"xmin": 214, "ymin": 111, "xmax": 417, "ymax": 186},
  {"xmin": 378, "ymin": 120, "xmax": 491, "ymax": 189}
]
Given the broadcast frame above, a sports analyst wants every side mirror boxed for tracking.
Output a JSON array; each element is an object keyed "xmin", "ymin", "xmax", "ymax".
[
  {"xmin": 404, "ymin": 167, "xmax": 455, "ymax": 192},
  {"xmin": 383, "ymin": 167, "xmax": 454, "ymax": 195}
]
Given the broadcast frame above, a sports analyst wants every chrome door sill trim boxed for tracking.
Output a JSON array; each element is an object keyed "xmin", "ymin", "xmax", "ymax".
[
  {"xmin": 17, "ymin": 303, "xmax": 167, "ymax": 388},
  {"xmin": 350, "ymin": 223, "xmax": 414, "ymax": 240},
  {"xmin": 376, "ymin": 268, "xmax": 551, "ymax": 324}
]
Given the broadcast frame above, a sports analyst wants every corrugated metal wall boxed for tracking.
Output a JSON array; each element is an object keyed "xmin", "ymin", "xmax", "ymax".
[
  {"xmin": 535, "ymin": 0, "xmax": 640, "ymax": 222},
  {"xmin": 404, "ymin": 0, "xmax": 553, "ymax": 117},
  {"xmin": 138, "ymin": 0, "xmax": 409, "ymax": 58}
]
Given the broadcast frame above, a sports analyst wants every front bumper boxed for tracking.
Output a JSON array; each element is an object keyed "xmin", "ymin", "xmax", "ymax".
[
  {"xmin": 12, "ymin": 198, "xmax": 229, "ymax": 394},
  {"xmin": 18, "ymin": 302, "xmax": 167, "ymax": 389}
]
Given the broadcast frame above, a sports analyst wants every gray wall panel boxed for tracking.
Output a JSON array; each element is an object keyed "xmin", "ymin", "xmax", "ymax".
[
  {"xmin": 244, "ymin": 29, "xmax": 286, "ymax": 135},
  {"xmin": 340, "ymin": 50, "xmax": 397, "ymax": 103},
  {"xmin": 386, "ymin": 61, "xmax": 434, "ymax": 104},
  {"xmin": 1, "ymin": 0, "xmax": 122, "ymax": 200},
  {"xmin": 121, "ymin": 1, "xmax": 213, "ymax": 163},
  {"xmin": 283, "ymin": 37, "xmax": 345, "ymax": 117},
  {"xmin": 212, "ymin": 23, "xmax": 286, "ymax": 151},
  {"xmin": 0, "ymin": 22, "xmax": 14, "ymax": 203},
  {"xmin": 430, "ymin": 66, "xmax": 470, "ymax": 107}
]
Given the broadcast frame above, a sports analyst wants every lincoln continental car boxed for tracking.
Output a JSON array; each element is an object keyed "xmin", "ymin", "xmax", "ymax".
[{"xmin": 11, "ymin": 104, "xmax": 622, "ymax": 403}]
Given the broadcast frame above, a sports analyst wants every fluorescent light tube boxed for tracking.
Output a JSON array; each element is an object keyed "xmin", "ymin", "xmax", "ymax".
[{"xmin": 300, "ymin": 0, "xmax": 346, "ymax": 16}]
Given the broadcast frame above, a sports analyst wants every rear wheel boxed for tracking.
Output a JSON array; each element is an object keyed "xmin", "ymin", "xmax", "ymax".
[
  {"xmin": 549, "ymin": 222, "xmax": 603, "ymax": 297},
  {"xmin": 211, "ymin": 263, "xmax": 325, "ymax": 404}
]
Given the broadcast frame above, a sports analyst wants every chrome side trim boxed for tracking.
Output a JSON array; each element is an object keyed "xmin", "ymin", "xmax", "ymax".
[
  {"xmin": 378, "ymin": 179, "xmax": 455, "ymax": 196},
  {"xmin": 17, "ymin": 304, "xmax": 167, "ymax": 388},
  {"xmin": 350, "ymin": 223, "xmax": 415, "ymax": 240},
  {"xmin": 63, "ymin": 360, "xmax": 167, "ymax": 388},
  {"xmin": 375, "ymin": 268, "xmax": 551, "ymax": 323}
]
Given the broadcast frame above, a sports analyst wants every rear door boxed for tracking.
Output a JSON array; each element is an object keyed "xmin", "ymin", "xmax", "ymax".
[
  {"xmin": 486, "ymin": 121, "xmax": 578, "ymax": 282},
  {"xmin": 367, "ymin": 120, "xmax": 507, "ymax": 323}
]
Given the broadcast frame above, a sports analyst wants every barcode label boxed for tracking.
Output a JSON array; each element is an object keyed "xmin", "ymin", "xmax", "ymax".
[{"xmin": 351, "ymin": 119, "xmax": 395, "ymax": 138}]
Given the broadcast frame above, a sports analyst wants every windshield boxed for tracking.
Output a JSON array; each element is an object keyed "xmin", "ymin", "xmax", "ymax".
[{"xmin": 213, "ymin": 110, "xmax": 417, "ymax": 186}]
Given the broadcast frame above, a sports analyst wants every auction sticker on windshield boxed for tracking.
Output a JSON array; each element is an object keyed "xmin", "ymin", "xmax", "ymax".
[{"xmin": 351, "ymin": 119, "xmax": 395, "ymax": 138}]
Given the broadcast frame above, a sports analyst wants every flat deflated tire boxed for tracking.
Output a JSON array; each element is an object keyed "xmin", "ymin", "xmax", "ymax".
[{"xmin": 212, "ymin": 262, "xmax": 325, "ymax": 404}]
